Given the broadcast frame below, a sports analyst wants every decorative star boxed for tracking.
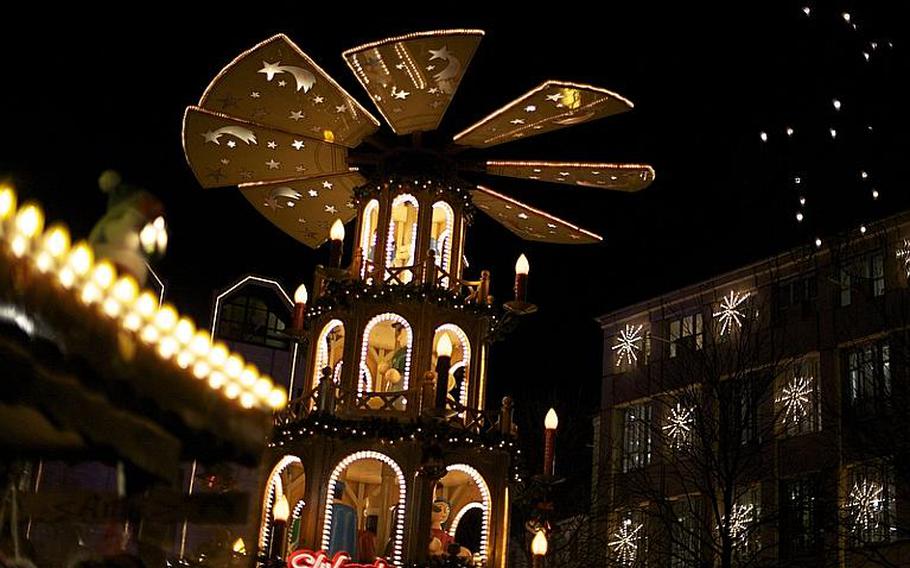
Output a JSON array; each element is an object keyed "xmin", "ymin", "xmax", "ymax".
[
  {"xmin": 524, "ymin": 105, "xmax": 537, "ymax": 112},
  {"xmin": 509, "ymin": 118, "xmax": 525, "ymax": 125},
  {"xmin": 393, "ymin": 89, "xmax": 410, "ymax": 100},
  {"xmin": 258, "ymin": 61, "xmax": 282, "ymax": 81},
  {"xmin": 265, "ymin": 159, "xmax": 280, "ymax": 170},
  {"xmin": 202, "ymin": 131, "xmax": 221, "ymax": 144},
  {"xmin": 239, "ymin": 170, "xmax": 253, "ymax": 180},
  {"xmin": 267, "ymin": 141, "xmax": 278, "ymax": 149},
  {"xmin": 713, "ymin": 291, "xmax": 750, "ymax": 335},
  {"xmin": 291, "ymin": 140, "xmax": 305, "ymax": 151},
  {"xmin": 308, "ymin": 190, "xmax": 319, "ymax": 198},
  {"xmin": 226, "ymin": 140, "xmax": 236, "ymax": 148},
  {"xmin": 546, "ymin": 93, "xmax": 563, "ymax": 102},
  {"xmin": 847, "ymin": 479, "xmax": 885, "ymax": 533},
  {"xmin": 278, "ymin": 80, "xmax": 287, "ymax": 87},
  {"xmin": 609, "ymin": 519, "xmax": 641, "ymax": 566},
  {"xmin": 612, "ymin": 324, "xmax": 643, "ymax": 367},
  {"xmin": 295, "ymin": 165, "xmax": 307, "ymax": 173},
  {"xmin": 775, "ymin": 375, "xmax": 814, "ymax": 426},
  {"xmin": 428, "ymin": 46, "xmax": 452, "ymax": 61},
  {"xmin": 250, "ymin": 91, "xmax": 261, "ymax": 98},
  {"xmin": 559, "ymin": 171, "xmax": 571, "ymax": 177},
  {"xmin": 290, "ymin": 110, "xmax": 305, "ymax": 121},
  {"xmin": 663, "ymin": 403, "xmax": 694, "ymax": 449},
  {"xmin": 428, "ymin": 87, "xmax": 439, "ymax": 94},
  {"xmin": 426, "ymin": 65, "xmax": 436, "ymax": 71},
  {"xmin": 322, "ymin": 181, "xmax": 333, "ymax": 189},
  {"xmin": 517, "ymin": 212, "xmax": 529, "ymax": 219},
  {"xmin": 335, "ymin": 105, "xmax": 347, "ymax": 114},
  {"xmin": 312, "ymin": 95, "xmax": 325, "ymax": 104},
  {"xmin": 324, "ymin": 205, "xmax": 338, "ymax": 214},
  {"xmin": 346, "ymin": 201, "xmax": 356, "ymax": 209},
  {"xmin": 220, "ymin": 158, "xmax": 230, "ymax": 165},
  {"xmin": 395, "ymin": 63, "xmax": 405, "ymax": 70}
]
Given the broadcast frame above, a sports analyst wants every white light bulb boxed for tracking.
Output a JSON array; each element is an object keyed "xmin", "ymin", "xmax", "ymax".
[
  {"xmin": 842, "ymin": 12, "xmax": 851, "ymax": 23},
  {"xmin": 330, "ymin": 219, "xmax": 345, "ymax": 241},
  {"xmin": 515, "ymin": 253, "xmax": 530, "ymax": 275},
  {"xmin": 796, "ymin": 212, "xmax": 804, "ymax": 222},
  {"xmin": 786, "ymin": 127, "xmax": 794, "ymax": 136},
  {"xmin": 294, "ymin": 283, "xmax": 308, "ymax": 304},
  {"xmin": 802, "ymin": 6, "xmax": 810, "ymax": 16},
  {"xmin": 799, "ymin": 197, "xmax": 806, "ymax": 206},
  {"xmin": 759, "ymin": 131, "xmax": 768, "ymax": 142},
  {"xmin": 860, "ymin": 225, "xmax": 867, "ymax": 234},
  {"xmin": 872, "ymin": 189, "xmax": 879, "ymax": 199},
  {"xmin": 815, "ymin": 238, "xmax": 822, "ymax": 247},
  {"xmin": 545, "ymin": 408, "xmax": 559, "ymax": 430},
  {"xmin": 830, "ymin": 128, "xmax": 837, "ymax": 138},
  {"xmin": 833, "ymin": 98, "xmax": 841, "ymax": 110}
]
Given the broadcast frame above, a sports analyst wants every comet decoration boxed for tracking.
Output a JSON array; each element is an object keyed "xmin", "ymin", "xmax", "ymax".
[
  {"xmin": 182, "ymin": 31, "xmax": 654, "ymax": 249},
  {"xmin": 612, "ymin": 324, "xmax": 643, "ymax": 367},
  {"xmin": 713, "ymin": 291, "xmax": 750, "ymax": 336}
]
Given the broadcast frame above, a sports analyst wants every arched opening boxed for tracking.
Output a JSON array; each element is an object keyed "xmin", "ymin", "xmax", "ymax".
[
  {"xmin": 430, "ymin": 201, "xmax": 455, "ymax": 286},
  {"xmin": 386, "ymin": 194, "xmax": 419, "ymax": 284},
  {"xmin": 312, "ymin": 319, "xmax": 345, "ymax": 390},
  {"xmin": 360, "ymin": 314, "xmax": 412, "ymax": 408},
  {"xmin": 360, "ymin": 199, "xmax": 380, "ymax": 280},
  {"xmin": 433, "ymin": 464, "xmax": 491, "ymax": 566},
  {"xmin": 259, "ymin": 456, "xmax": 306, "ymax": 554},
  {"xmin": 433, "ymin": 325, "xmax": 471, "ymax": 407},
  {"xmin": 322, "ymin": 451, "xmax": 406, "ymax": 566}
]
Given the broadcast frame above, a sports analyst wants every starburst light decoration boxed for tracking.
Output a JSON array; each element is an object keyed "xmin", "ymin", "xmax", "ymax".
[
  {"xmin": 612, "ymin": 324, "xmax": 644, "ymax": 367},
  {"xmin": 727, "ymin": 503, "xmax": 755, "ymax": 544},
  {"xmin": 712, "ymin": 291, "xmax": 750, "ymax": 335},
  {"xmin": 608, "ymin": 518, "xmax": 642, "ymax": 566},
  {"xmin": 662, "ymin": 403, "xmax": 694, "ymax": 449},
  {"xmin": 775, "ymin": 375, "xmax": 814, "ymax": 426},
  {"xmin": 846, "ymin": 479, "xmax": 884, "ymax": 534},
  {"xmin": 896, "ymin": 238, "xmax": 910, "ymax": 279}
]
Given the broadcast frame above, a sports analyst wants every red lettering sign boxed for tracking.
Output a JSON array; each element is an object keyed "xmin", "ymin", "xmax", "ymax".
[{"xmin": 287, "ymin": 549, "xmax": 389, "ymax": 568}]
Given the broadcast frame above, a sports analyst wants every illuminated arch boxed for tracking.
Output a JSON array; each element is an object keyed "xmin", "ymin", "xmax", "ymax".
[
  {"xmin": 288, "ymin": 498, "xmax": 307, "ymax": 550},
  {"xmin": 445, "ymin": 464, "xmax": 491, "ymax": 564},
  {"xmin": 431, "ymin": 201, "xmax": 455, "ymax": 285},
  {"xmin": 312, "ymin": 319, "xmax": 345, "ymax": 390},
  {"xmin": 434, "ymin": 324, "xmax": 471, "ymax": 406},
  {"xmin": 321, "ymin": 451, "xmax": 407, "ymax": 566},
  {"xmin": 448, "ymin": 502, "xmax": 484, "ymax": 537},
  {"xmin": 360, "ymin": 199, "xmax": 380, "ymax": 278},
  {"xmin": 386, "ymin": 194, "xmax": 419, "ymax": 283},
  {"xmin": 360, "ymin": 313, "xmax": 413, "ymax": 393},
  {"xmin": 259, "ymin": 455, "xmax": 304, "ymax": 551}
]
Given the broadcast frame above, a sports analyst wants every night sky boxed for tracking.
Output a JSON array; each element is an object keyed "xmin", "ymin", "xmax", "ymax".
[{"xmin": 2, "ymin": 4, "xmax": 907, "ymax": 493}]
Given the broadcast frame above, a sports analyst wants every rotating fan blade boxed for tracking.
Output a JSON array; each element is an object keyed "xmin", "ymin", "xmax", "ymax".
[
  {"xmin": 198, "ymin": 34, "xmax": 379, "ymax": 149},
  {"xmin": 342, "ymin": 29, "xmax": 484, "ymax": 135},
  {"xmin": 486, "ymin": 161, "xmax": 655, "ymax": 191},
  {"xmin": 239, "ymin": 172, "xmax": 365, "ymax": 248},
  {"xmin": 471, "ymin": 185, "xmax": 602, "ymax": 244},
  {"xmin": 182, "ymin": 106, "xmax": 349, "ymax": 188},
  {"xmin": 454, "ymin": 81, "xmax": 633, "ymax": 148}
]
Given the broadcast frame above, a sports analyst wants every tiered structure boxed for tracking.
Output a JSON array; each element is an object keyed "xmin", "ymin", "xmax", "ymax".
[{"xmin": 181, "ymin": 30, "xmax": 653, "ymax": 567}]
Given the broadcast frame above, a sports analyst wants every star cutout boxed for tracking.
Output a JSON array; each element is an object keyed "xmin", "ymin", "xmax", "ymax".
[
  {"xmin": 426, "ymin": 65, "xmax": 436, "ymax": 71},
  {"xmin": 267, "ymin": 141, "xmax": 277, "ymax": 149},
  {"xmin": 510, "ymin": 118, "xmax": 525, "ymax": 125},
  {"xmin": 428, "ymin": 87, "xmax": 439, "ymax": 94},
  {"xmin": 226, "ymin": 140, "xmax": 236, "ymax": 148},
  {"xmin": 295, "ymin": 165, "xmax": 307, "ymax": 173},
  {"xmin": 524, "ymin": 105, "xmax": 537, "ymax": 112},
  {"xmin": 291, "ymin": 140, "xmax": 305, "ymax": 150},
  {"xmin": 278, "ymin": 80, "xmax": 287, "ymax": 87},
  {"xmin": 266, "ymin": 159, "xmax": 280, "ymax": 170},
  {"xmin": 518, "ymin": 213, "xmax": 529, "ymax": 219},
  {"xmin": 335, "ymin": 105, "xmax": 347, "ymax": 114},
  {"xmin": 239, "ymin": 171, "xmax": 254, "ymax": 180},
  {"xmin": 202, "ymin": 131, "xmax": 221, "ymax": 144},
  {"xmin": 346, "ymin": 201, "xmax": 356, "ymax": 209},
  {"xmin": 324, "ymin": 205, "xmax": 337, "ymax": 214},
  {"xmin": 395, "ymin": 63, "xmax": 405, "ymax": 70},
  {"xmin": 250, "ymin": 91, "xmax": 261, "ymax": 98},
  {"xmin": 290, "ymin": 110, "xmax": 305, "ymax": 121},
  {"xmin": 393, "ymin": 89, "xmax": 410, "ymax": 100},
  {"xmin": 322, "ymin": 181, "xmax": 334, "ymax": 189},
  {"xmin": 308, "ymin": 190, "xmax": 319, "ymax": 197},
  {"xmin": 428, "ymin": 46, "xmax": 452, "ymax": 60},
  {"xmin": 312, "ymin": 95, "xmax": 325, "ymax": 104},
  {"xmin": 220, "ymin": 158, "xmax": 230, "ymax": 165},
  {"xmin": 258, "ymin": 61, "xmax": 282, "ymax": 81},
  {"xmin": 559, "ymin": 171, "xmax": 571, "ymax": 177},
  {"xmin": 546, "ymin": 93, "xmax": 562, "ymax": 102}
]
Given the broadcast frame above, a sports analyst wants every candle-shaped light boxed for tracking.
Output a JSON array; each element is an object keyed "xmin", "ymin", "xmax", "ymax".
[
  {"xmin": 271, "ymin": 493, "xmax": 290, "ymax": 560},
  {"xmin": 514, "ymin": 254, "xmax": 529, "ymax": 302},
  {"xmin": 544, "ymin": 408, "xmax": 558, "ymax": 476},
  {"xmin": 329, "ymin": 219, "xmax": 345, "ymax": 267},
  {"xmin": 293, "ymin": 283, "xmax": 308, "ymax": 332},
  {"xmin": 531, "ymin": 529, "xmax": 548, "ymax": 568},
  {"xmin": 435, "ymin": 333, "xmax": 453, "ymax": 409}
]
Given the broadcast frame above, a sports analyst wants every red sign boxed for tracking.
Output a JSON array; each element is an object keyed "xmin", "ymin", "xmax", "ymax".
[{"xmin": 287, "ymin": 549, "xmax": 389, "ymax": 568}]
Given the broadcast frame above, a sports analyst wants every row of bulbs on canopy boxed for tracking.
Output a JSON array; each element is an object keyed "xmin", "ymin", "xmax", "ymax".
[{"xmin": 0, "ymin": 185, "xmax": 287, "ymax": 411}]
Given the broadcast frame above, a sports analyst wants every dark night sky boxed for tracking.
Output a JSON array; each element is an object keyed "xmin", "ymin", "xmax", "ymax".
[{"xmin": 2, "ymin": 3, "xmax": 907, "ymax": 491}]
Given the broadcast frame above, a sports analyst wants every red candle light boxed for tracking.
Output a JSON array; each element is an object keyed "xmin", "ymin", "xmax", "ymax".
[
  {"xmin": 544, "ymin": 408, "xmax": 558, "ymax": 476},
  {"xmin": 329, "ymin": 219, "xmax": 345, "ymax": 267},
  {"xmin": 292, "ymin": 283, "xmax": 308, "ymax": 332},
  {"xmin": 514, "ymin": 253, "xmax": 529, "ymax": 302}
]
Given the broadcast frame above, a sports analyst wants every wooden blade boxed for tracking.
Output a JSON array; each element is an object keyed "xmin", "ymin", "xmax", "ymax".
[
  {"xmin": 454, "ymin": 81, "xmax": 633, "ymax": 148},
  {"xmin": 486, "ymin": 161, "xmax": 655, "ymax": 191},
  {"xmin": 182, "ymin": 106, "xmax": 348, "ymax": 188},
  {"xmin": 199, "ymin": 34, "xmax": 379, "ymax": 149},
  {"xmin": 471, "ymin": 185, "xmax": 602, "ymax": 244},
  {"xmin": 342, "ymin": 29, "xmax": 484, "ymax": 135},
  {"xmin": 239, "ymin": 172, "xmax": 365, "ymax": 248}
]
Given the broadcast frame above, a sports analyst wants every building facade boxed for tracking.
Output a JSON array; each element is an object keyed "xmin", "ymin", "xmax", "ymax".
[{"xmin": 594, "ymin": 212, "xmax": 910, "ymax": 567}]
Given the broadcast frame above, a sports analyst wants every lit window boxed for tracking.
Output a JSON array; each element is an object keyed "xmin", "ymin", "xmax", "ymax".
[
  {"xmin": 670, "ymin": 498, "xmax": 702, "ymax": 568},
  {"xmin": 434, "ymin": 324, "xmax": 471, "ymax": 407},
  {"xmin": 621, "ymin": 403, "xmax": 652, "ymax": 472},
  {"xmin": 780, "ymin": 475, "xmax": 819, "ymax": 558},
  {"xmin": 867, "ymin": 252, "xmax": 885, "ymax": 297},
  {"xmin": 359, "ymin": 199, "xmax": 380, "ymax": 280},
  {"xmin": 386, "ymin": 194, "xmax": 419, "ymax": 284},
  {"xmin": 312, "ymin": 319, "xmax": 344, "ymax": 390},
  {"xmin": 217, "ymin": 291, "xmax": 289, "ymax": 350},
  {"xmin": 846, "ymin": 340, "xmax": 891, "ymax": 413},
  {"xmin": 430, "ymin": 201, "xmax": 455, "ymax": 287},
  {"xmin": 669, "ymin": 313, "xmax": 703, "ymax": 358},
  {"xmin": 360, "ymin": 314, "xmax": 412, "ymax": 405}
]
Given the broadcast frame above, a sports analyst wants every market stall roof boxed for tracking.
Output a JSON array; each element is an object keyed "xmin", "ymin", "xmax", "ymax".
[{"xmin": 0, "ymin": 185, "xmax": 286, "ymax": 480}]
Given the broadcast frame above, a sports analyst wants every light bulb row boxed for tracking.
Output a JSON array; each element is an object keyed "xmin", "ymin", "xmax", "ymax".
[{"xmin": 0, "ymin": 185, "xmax": 287, "ymax": 411}]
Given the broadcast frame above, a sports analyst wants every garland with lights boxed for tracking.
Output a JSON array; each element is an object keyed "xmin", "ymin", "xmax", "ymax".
[{"xmin": 353, "ymin": 175, "xmax": 477, "ymax": 224}]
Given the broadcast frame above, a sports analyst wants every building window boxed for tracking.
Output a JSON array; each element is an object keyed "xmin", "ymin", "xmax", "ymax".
[
  {"xmin": 669, "ymin": 313, "xmax": 703, "ymax": 358},
  {"xmin": 217, "ymin": 291, "xmax": 290, "ymax": 349},
  {"xmin": 621, "ymin": 403, "xmax": 652, "ymax": 472},
  {"xmin": 775, "ymin": 274, "xmax": 817, "ymax": 314},
  {"xmin": 868, "ymin": 252, "xmax": 885, "ymax": 297},
  {"xmin": 775, "ymin": 357, "xmax": 821, "ymax": 437},
  {"xmin": 840, "ymin": 268, "xmax": 852, "ymax": 307},
  {"xmin": 670, "ymin": 498, "xmax": 702, "ymax": 568},
  {"xmin": 386, "ymin": 194, "xmax": 419, "ymax": 284},
  {"xmin": 845, "ymin": 460, "xmax": 896, "ymax": 544},
  {"xmin": 312, "ymin": 319, "xmax": 345, "ymax": 390},
  {"xmin": 727, "ymin": 375, "xmax": 760, "ymax": 446},
  {"xmin": 359, "ymin": 313, "xmax": 412, "ymax": 404},
  {"xmin": 359, "ymin": 199, "xmax": 380, "ymax": 280},
  {"xmin": 846, "ymin": 340, "xmax": 891, "ymax": 413},
  {"xmin": 780, "ymin": 475, "xmax": 819, "ymax": 558},
  {"xmin": 839, "ymin": 252, "xmax": 885, "ymax": 307},
  {"xmin": 430, "ymin": 201, "xmax": 455, "ymax": 287}
]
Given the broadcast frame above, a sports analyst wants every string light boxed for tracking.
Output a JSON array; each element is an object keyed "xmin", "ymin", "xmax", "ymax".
[
  {"xmin": 846, "ymin": 479, "xmax": 884, "ymax": 534},
  {"xmin": 796, "ymin": 212, "xmax": 804, "ymax": 222},
  {"xmin": 609, "ymin": 518, "xmax": 642, "ymax": 566},
  {"xmin": 713, "ymin": 291, "xmax": 750, "ymax": 335},
  {"xmin": 662, "ymin": 403, "xmax": 694, "ymax": 449},
  {"xmin": 833, "ymin": 98, "xmax": 842, "ymax": 111},
  {"xmin": 775, "ymin": 375, "xmax": 815, "ymax": 426},
  {"xmin": 611, "ymin": 324, "xmax": 643, "ymax": 367},
  {"xmin": 445, "ymin": 464, "xmax": 491, "ymax": 563}
]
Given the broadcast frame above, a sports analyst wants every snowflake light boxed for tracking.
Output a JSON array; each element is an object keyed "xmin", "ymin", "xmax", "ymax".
[
  {"xmin": 775, "ymin": 375, "xmax": 814, "ymax": 426},
  {"xmin": 896, "ymin": 238, "xmax": 910, "ymax": 279},
  {"xmin": 609, "ymin": 518, "xmax": 642, "ymax": 566},
  {"xmin": 662, "ymin": 403, "xmax": 694, "ymax": 449},
  {"xmin": 727, "ymin": 504, "xmax": 755, "ymax": 545},
  {"xmin": 712, "ymin": 291, "xmax": 750, "ymax": 336},
  {"xmin": 612, "ymin": 324, "xmax": 643, "ymax": 367},
  {"xmin": 846, "ymin": 479, "xmax": 884, "ymax": 534}
]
